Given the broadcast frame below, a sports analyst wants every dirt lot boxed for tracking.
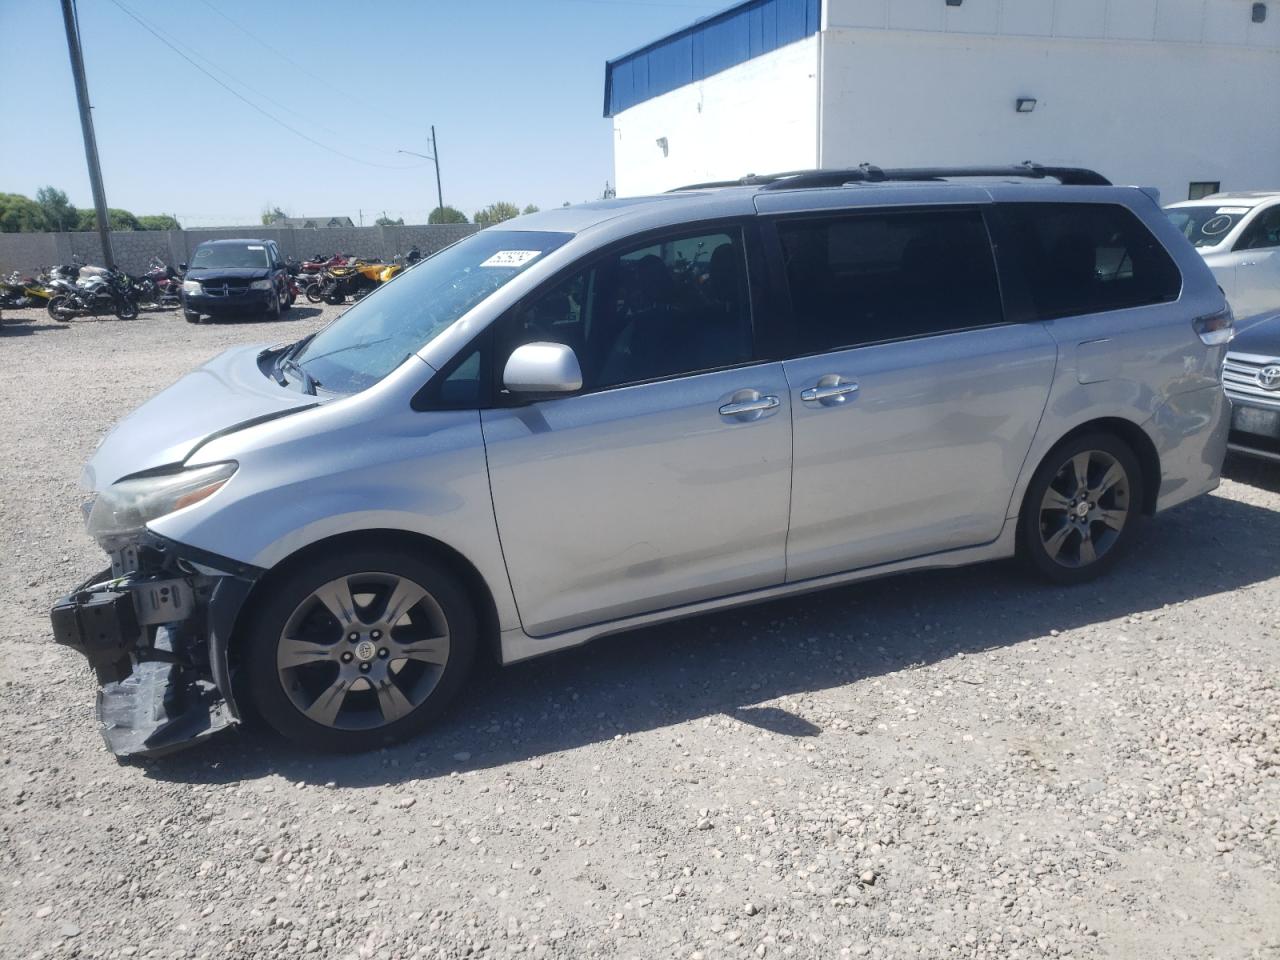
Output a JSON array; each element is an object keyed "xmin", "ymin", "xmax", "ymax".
[{"xmin": 0, "ymin": 303, "xmax": 1277, "ymax": 960}]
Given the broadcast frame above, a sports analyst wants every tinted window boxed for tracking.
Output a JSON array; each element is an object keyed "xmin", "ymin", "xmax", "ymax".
[
  {"xmin": 1235, "ymin": 206, "xmax": 1280, "ymax": 252},
  {"xmin": 776, "ymin": 208, "xmax": 1003, "ymax": 354},
  {"xmin": 497, "ymin": 228, "xmax": 753, "ymax": 392},
  {"xmin": 1001, "ymin": 203, "xmax": 1181, "ymax": 320}
]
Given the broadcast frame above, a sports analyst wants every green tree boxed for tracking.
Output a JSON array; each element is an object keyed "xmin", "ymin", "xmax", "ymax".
[
  {"xmin": 428, "ymin": 205, "xmax": 468, "ymax": 224},
  {"xmin": 473, "ymin": 201, "xmax": 521, "ymax": 229},
  {"xmin": 35, "ymin": 186, "xmax": 77, "ymax": 232},
  {"xmin": 137, "ymin": 214, "xmax": 181, "ymax": 230},
  {"xmin": 375, "ymin": 215, "xmax": 404, "ymax": 226},
  {"xmin": 0, "ymin": 193, "xmax": 45, "ymax": 232},
  {"xmin": 522, "ymin": 204, "xmax": 540, "ymax": 215},
  {"xmin": 261, "ymin": 205, "xmax": 287, "ymax": 225},
  {"xmin": 76, "ymin": 208, "xmax": 141, "ymax": 231}
]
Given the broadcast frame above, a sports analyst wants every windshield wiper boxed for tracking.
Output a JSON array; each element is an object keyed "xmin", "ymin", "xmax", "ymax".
[{"xmin": 280, "ymin": 356, "xmax": 319, "ymax": 395}]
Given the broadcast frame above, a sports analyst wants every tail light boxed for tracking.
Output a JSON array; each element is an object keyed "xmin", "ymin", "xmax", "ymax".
[{"xmin": 1193, "ymin": 307, "xmax": 1234, "ymax": 346}]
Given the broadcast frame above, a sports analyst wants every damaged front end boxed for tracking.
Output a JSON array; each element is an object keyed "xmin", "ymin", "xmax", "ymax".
[{"xmin": 50, "ymin": 527, "xmax": 260, "ymax": 759}]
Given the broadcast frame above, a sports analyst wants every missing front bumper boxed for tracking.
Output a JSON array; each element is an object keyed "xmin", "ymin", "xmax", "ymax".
[{"xmin": 49, "ymin": 536, "xmax": 259, "ymax": 759}]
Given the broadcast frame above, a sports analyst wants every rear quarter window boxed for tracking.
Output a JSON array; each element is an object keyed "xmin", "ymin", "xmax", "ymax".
[{"xmin": 998, "ymin": 203, "xmax": 1182, "ymax": 320}]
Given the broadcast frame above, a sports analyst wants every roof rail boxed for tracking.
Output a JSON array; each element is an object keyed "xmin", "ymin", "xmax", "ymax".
[{"xmin": 669, "ymin": 163, "xmax": 1111, "ymax": 192}]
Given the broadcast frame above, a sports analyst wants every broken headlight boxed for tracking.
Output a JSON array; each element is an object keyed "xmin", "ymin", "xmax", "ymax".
[{"xmin": 86, "ymin": 462, "xmax": 237, "ymax": 544}]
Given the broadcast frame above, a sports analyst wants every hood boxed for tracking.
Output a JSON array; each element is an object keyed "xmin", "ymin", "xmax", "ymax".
[
  {"xmin": 83, "ymin": 344, "xmax": 316, "ymax": 490},
  {"xmin": 1230, "ymin": 311, "xmax": 1280, "ymax": 354},
  {"xmin": 186, "ymin": 266, "xmax": 271, "ymax": 281}
]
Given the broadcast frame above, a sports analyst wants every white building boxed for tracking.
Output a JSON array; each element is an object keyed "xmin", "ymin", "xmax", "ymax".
[{"xmin": 605, "ymin": 0, "xmax": 1280, "ymax": 202}]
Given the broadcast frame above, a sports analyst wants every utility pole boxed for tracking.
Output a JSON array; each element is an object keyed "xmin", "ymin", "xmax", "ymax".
[
  {"xmin": 398, "ymin": 127, "xmax": 444, "ymax": 220},
  {"xmin": 430, "ymin": 125, "xmax": 443, "ymax": 217},
  {"xmin": 60, "ymin": 0, "xmax": 114, "ymax": 269}
]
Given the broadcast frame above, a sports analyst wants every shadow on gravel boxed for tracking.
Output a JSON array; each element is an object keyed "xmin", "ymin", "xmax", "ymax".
[
  {"xmin": 0, "ymin": 320, "xmax": 68, "ymax": 336},
  {"xmin": 1224, "ymin": 452, "xmax": 1280, "ymax": 495},
  {"xmin": 144, "ymin": 491, "xmax": 1280, "ymax": 788},
  {"xmin": 203, "ymin": 306, "xmax": 324, "ymax": 324}
]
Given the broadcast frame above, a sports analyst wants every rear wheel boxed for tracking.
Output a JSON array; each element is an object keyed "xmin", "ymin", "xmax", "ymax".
[
  {"xmin": 244, "ymin": 550, "xmax": 477, "ymax": 751},
  {"xmin": 304, "ymin": 282, "xmax": 323, "ymax": 304},
  {"xmin": 1018, "ymin": 432, "xmax": 1143, "ymax": 584}
]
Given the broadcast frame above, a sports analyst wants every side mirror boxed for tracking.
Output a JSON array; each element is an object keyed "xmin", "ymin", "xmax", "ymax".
[
  {"xmin": 503, "ymin": 342, "xmax": 583, "ymax": 394},
  {"xmin": 178, "ymin": 263, "xmax": 187, "ymax": 272}
]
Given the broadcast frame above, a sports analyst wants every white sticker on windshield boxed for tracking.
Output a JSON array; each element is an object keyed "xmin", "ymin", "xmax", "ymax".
[
  {"xmin": 480, "ymin": 250, "xmax": 541, "ymax": 269},
  {"xmin": 1202, "ymin": 215, "xmax": 1235, "ymax": 236},
  {"xmin": 1215, "ymin": 207, "xmax": 1249, "ymax": 215},
  {"xmin": 247, "ymin": 244, "xmax": 265, "ymax": 250}
]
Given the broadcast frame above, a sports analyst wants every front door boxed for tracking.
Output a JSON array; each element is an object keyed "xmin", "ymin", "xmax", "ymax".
[
  {"xmin": 482, "ymin": 226, "xmax": 793, "ymax": 636},
  {"xmin": 771, "ymin": 206, "xmax": 1058, "ymax": 580},
  {"xmin": 1229, "ymin": 205, "xmax": 1280, "ymax": 318}
]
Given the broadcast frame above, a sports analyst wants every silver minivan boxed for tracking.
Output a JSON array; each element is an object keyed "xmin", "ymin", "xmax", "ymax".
[{"xmin": 51, "ymin": 165, "xmax": 1232, "ymax": 757}]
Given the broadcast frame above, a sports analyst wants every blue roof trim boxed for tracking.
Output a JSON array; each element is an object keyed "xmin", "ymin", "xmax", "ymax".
[{"xmin": 603, "ymin": 0, "xmax": 820, "ymax": 117}]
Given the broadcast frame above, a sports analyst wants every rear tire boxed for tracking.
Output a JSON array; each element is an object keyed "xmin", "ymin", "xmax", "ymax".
[
  {"xmin": 1017, "ymin": 432, "xmax": 1144, "ymax": 585},
  {"xmin": 304, "ymin": 283, "xmax": 323, "ymax": 304},
  {"xmin": 244, "ymin": 549, "xmax": 477, "ymax": 752}
]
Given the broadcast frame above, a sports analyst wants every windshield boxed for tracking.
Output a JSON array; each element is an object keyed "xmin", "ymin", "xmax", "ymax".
[
  {"xmin": 291, "ymin": 230, "xmax": 572, "ymax": 395},
  {"xmin": 1166, "ymin": 205, "xmax": 1247, "ymax": 248},
  {"xmin": 192, "ymin": 243, "xmax": 271, "ymax": 269}
]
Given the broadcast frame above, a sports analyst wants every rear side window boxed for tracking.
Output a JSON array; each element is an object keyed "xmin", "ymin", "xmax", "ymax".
[
  {"xmin": 776, "ymin": 208, "xmax": 1003, "ymax": 354},
  {"xmin": 999, "ymin": 203, "xmax": 1181, "ymax": 320}
]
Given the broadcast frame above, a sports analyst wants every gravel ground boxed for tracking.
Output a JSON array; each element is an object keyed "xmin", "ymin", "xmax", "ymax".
[{"xmin": 0, "ymin": 303, "xmax": 1278, "ymax": 960}]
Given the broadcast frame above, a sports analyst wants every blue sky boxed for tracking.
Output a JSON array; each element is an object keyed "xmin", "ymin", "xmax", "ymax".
[{"xmin": 0, "ymin": 0, "xmax": 724, "ymax": 226}]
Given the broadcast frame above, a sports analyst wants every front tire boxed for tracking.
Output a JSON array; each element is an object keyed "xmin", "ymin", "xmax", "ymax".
[
  {"xmin": 115, "ymin": 299, "xmax": 139, "ymax": 321},
  {"xmin": 1018, "ymin": 432, "xmax": 1143, "ymax": 585},
  {"xmin": 244, "ymin": 549, "xmax": 477, "ymax": 751},
  {"xmin": 184, "ymin": 308, "xmax": 202, "ymax": 323},
  {"xmin": 304, "ymin": 282, "xmax": 323, "ymax": 304},
  {"xmin": 48, "ymin": 296, "xmax": 72, "ymax": 321}
]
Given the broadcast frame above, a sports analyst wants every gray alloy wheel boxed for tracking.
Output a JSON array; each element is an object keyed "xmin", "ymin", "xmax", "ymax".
[
  {"xmin": 275, "ymin": 572, "xmax": 451, "ymax": 732},
  {"xmin": 1037, "ymin": 448, "xmax": 1131, "ymax": 569}
]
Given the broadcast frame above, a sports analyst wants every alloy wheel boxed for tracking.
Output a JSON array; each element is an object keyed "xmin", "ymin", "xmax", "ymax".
[
  {"xmin": 1037, "ymin": 449, "xmax": 1131, "ymax": 569},
  {"xmin": 276, "ymin": 572, "xmax": 451, "ymax": 731}
]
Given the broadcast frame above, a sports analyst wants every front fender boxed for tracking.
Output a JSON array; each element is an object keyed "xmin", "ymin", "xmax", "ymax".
[{"xmin": 147, "ymin": 407, "xmax": 520, "ymax": 632}]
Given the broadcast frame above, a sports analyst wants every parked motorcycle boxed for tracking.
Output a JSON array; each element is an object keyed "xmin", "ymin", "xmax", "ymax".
[
  {"xmin": 144, "ymin": 256, "xmax": 184, "ymax": 307},
  {"xmin": 47, "ymin": 269, "xmax": 139, "ymax": 321},
  {"xmin": 0, "ymin": 271, "xmax": 57, "ymax": 309}
]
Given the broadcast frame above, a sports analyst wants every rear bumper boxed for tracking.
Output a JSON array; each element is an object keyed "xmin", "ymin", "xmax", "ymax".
[
  {"xmin": 1147, "ymin": 383, "xmax": 1230, "ymax": 512},
  {"xmin": 49, "ymin": 534, "xmax": 260, "ymax": 759}
]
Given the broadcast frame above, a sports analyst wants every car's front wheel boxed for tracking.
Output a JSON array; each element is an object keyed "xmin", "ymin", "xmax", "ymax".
[
  {"xmin": 1018, "ymin": 432, "xmax": 1143, "ymax": 584},
  {"xmin": 244, "ymin": 549, "xmax": 476, "ymax": 751}
]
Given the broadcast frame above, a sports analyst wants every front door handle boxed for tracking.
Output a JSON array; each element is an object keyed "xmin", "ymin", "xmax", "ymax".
[
  {"xmin": 801, "ymin": 376, "xmax": 859, "ymax": 405},
  {"xmin": 719, "ymin": 394, "xmax": 780, "ymax": 419}
]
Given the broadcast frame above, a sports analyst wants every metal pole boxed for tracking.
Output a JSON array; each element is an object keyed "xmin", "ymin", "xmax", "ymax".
[
  {"xmin": 431, "ymin": 125, "xmax": 444, "ymax": 215},
  {"xmin": 60, "ymin": 0, "xmax": 114, "ymax": 269}
]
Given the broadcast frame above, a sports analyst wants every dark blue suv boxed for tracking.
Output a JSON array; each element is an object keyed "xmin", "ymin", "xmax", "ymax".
[{"xmin": 182, "ymin": 238, "xmax": 291, "ymax": 323}]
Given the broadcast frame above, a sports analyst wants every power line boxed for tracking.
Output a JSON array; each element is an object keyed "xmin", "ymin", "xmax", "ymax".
[{"xmin": 103, "ymin": 0, "xmax": 428, "ymax": 171}]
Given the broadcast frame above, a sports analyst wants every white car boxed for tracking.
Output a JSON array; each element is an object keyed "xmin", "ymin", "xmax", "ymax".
[{"xmin": 1166, "ymin": 193, "xmax": 1280, "ymax": 320}]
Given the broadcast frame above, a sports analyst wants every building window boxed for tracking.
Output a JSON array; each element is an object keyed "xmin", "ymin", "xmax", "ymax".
[{"xmin": 1189, "ymin": 182, "xmax": 1221, "ymax": 201}]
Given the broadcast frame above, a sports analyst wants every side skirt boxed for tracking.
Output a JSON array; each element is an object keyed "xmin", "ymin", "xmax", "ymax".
[{"xmin": 499, "ymin": 524, "xmax": 1018, "ymax": 665}]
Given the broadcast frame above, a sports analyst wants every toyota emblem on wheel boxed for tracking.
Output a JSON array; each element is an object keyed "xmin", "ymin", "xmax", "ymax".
[{"xmin": 1258, "ymin": 365, "xmax": 1280, "ymax": 390}]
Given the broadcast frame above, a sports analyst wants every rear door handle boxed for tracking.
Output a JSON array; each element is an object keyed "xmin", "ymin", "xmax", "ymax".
[
  {"xmin": 719, "ymin": 395, "xmax": 780, "ymax": 418},
  {"xmin": 801, "ymin": 376, "xmax": 859, "ymax": 404}
]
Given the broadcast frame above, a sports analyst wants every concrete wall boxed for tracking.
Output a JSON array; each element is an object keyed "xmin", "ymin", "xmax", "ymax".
[
  {"xmin": 610, "ymin": 36, "xmax": 820, "ymax": 196},
  {"xmin": 819, "ymin": 0, "xmax": 1280, "ymax": 202},
  {"xmin": 609, "ymin": 0, "xmax": 1280, "ymax": 203},
  {"xmin": 0, "ymin": 224, "xmax": 479, "ymax": 275}
]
